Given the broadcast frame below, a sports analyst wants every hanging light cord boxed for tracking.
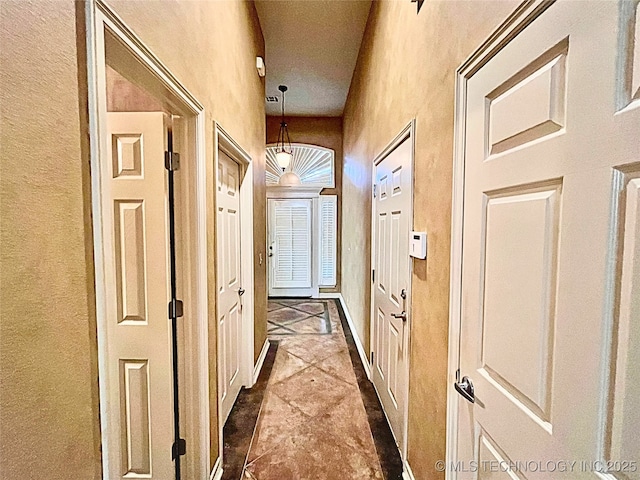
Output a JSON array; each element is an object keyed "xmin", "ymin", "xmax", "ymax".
[{"xmin": 277, "ymin": 85, "xmax": 291, "ymax": 155}]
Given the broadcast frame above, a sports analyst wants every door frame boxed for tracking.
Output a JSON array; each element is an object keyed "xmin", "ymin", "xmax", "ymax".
[
  {"xmin": 369, "ymin": 120, "xmax": 415, "ymax": 460},
  {"xmin": 213, "ymin": 123, "xmax": 255, "ymax": 463},
  {"xmin": 85, "ymin": 2, "xmax": 210, "ymax": 478},
  {"xmin": 445, "ymin": 1, "xmax": 556, "ymax": 477},
  {"xmin": 266, "ymin": 187, "xmax": 323, "ymax": 298}
]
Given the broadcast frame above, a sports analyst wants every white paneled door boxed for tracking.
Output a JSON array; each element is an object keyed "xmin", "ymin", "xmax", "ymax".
[
  {"xmin": 217, "ymin": 150, "xmax": 244, "ymax": 425},
  {"xmin": 104, "ymin": 112, "xmax": 174, "ymax": 478},
  {"xmin": 268, "ymin": 198, "xmax": 313, "ymax": 296},
  {"xmin": 455, "ymin": 1, "xmax": 640, "ymax": 478},
  {"xmin": 372, "ymin": 137, "xmax": 412, "ymax": 453}
]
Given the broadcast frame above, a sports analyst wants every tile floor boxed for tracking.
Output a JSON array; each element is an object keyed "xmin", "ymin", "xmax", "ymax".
[{"xmin": 223, "ymin": 298, "xmax": 402, "ymax": 480}]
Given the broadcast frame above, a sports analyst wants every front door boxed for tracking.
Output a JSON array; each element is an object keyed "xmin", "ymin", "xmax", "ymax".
[
  {"xmin": 104, "ymin": 112, "xmax": 174, "ymax": 478},
  {"xmin": 455, "ymin": 0, "xmax": 639, "ymax": 477},
  {"xmin": 268, "ymin": 198, "xmax": 313, "ymax": 297},
  {"xmin": 371, "ymin": 137, "xmax": 412, "ymax": 452},
  {"xmin": 217, "ymin": 150, "xmax": 243, "ymax": 424}
]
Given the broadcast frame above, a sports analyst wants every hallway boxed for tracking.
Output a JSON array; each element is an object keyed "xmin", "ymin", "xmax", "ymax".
[
  {"xmin": 224, "ymin": 299, "xmax": 402, "ymax": 480},
  {"xmin": 2, "ymin": 1, "xmax": 639, "ymax": 479}
]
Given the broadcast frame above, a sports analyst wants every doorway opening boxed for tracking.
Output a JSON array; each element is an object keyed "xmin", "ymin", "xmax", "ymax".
[{"xmin": 87, "ymin": 5, "xmax": 209, "ymax": 479}]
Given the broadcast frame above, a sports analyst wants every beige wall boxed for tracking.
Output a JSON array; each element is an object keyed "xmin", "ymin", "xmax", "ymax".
[
  {"xmin": 266, "ymin": 116, "xmax": 343, "ymax": 292},
  {"xmin": 0, "ymin": 0, "xmax": 265, "ymax": 477},
  {"xmin": 342, "ymin": 1, "xmax": 519, "ymax": 478}
]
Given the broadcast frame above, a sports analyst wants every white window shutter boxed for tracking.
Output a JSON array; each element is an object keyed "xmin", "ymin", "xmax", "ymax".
[
  {"xmin": 274, "ymin": 200, "xmax": 312, "ymax": 288},
  {"xmin": 319, "ymin": 195, "xmax": 337, "ymax": 287}
]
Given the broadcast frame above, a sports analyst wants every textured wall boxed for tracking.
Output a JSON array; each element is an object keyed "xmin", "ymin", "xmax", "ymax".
[
  {"xmin": 106, "ymin": 0, "xmax": 267, "ymax": 372},
  {"xmin": 342, "ymin": 1, "xmax": 519, "ymax": 478},
  {"xmin": 0, "ymin": 1, "xmax": 101, "ymax": 477},
  {"xmin": 266, "ymin": 116, "xmax": 343, "ymax": 292},
  {"xmin": 0, "ymin": 0, "xmax": 265, "ymax": 477}
]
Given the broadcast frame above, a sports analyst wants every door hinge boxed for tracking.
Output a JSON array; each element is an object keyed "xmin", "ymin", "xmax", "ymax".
[
  {"xmin": 372, "ymin": 269, "xmax": 375, "ymax": 283},
  {"xmin": 165, "ymin": 151, "xmax": 181, "ymax": 171},
  {"xmin": 168, "ymin": 299, "xmax": 184, "ymax": 318},
  {"xmin": 370, "ymin": 351, "xmax": 374, "ymax": 365},
  {"xmin": 373, "ymin": 184, "xmax": 377, "ymax": 198},
  {"xmin": 172, "ymin": 438, "xmax": 186, "ymax": 459}
]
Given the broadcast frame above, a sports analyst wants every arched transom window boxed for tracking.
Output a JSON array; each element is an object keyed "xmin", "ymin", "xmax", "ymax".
[{"xmin": 266, "ymin": 143, "xmax": 335, "ymax": 188}]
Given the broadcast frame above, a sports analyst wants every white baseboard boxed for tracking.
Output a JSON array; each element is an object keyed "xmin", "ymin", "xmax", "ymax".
[
  {"xmin": 317, "ymin": 292, "xmax": 339, "ymax": 299},
  {"xmin": 403, "ymin": 458, "xmax": 416, "ymax": 480},
  {"xmin": 337, "ymin": 294, "xmax": 372, "ymax": 379},
  {"xmin": 253, "ymin": 338, "xmax": 270, "ymax": 384},
  {"xmin": 209, "ymin": 457, "xmax": 223, "ymax": 480}
]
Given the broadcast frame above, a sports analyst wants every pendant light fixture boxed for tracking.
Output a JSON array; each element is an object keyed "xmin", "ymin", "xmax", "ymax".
[{"xmin": 275, "ymin": 85, "xmax": 293, "ymax": 170}]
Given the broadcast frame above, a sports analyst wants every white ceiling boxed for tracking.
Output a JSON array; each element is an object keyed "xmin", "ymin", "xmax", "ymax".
[{"xmin": 255, "ymin": 0, "xmax": 372, "ymax": 117}]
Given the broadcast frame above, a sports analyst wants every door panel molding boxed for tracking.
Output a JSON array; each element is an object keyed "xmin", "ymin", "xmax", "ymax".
[
  {"xmin": 447, "ymin": 1, "xmax": 640, "ymax": 478},
  {"xmin": 86, "ymin": 3, "xmax": 210, "ymax": 478},
  {"xmin": 369, "ymin": 120, "xmax": 415, "ymax": 460},
  {"xmin": 446, "ymin": 4, "xmax": 557, "ymax": 474},
  {"xmin": 213, "ymin": 123, "xmax": 256, "ymax": 466}
]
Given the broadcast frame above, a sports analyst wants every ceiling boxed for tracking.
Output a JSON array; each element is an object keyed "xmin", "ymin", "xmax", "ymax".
[{"xmin": 255, "ymin": 0, "xmax": 372, "ymax": 117}]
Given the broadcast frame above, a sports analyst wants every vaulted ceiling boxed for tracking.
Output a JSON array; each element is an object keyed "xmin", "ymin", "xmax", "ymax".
[{"xmin": 255, "ymin": 0, "xmax": 372, "ymax": 117}]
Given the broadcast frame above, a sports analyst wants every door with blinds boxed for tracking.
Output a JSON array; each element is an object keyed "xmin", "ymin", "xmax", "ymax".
[{"xmin": 268, "ymin": 198, "xmax": 313, "ymax": 296}]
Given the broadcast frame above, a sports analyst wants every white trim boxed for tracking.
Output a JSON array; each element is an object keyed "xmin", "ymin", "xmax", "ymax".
[
  {"xmin": 209, "ymin": 457, "xmax": 223, "ymax": 480},
  {"xmin": 402, "ymin": 459, "xmax": 416, "ymax": 480},
  {"xmin": 87, "ymin": 2, "xmax": 210, "ymax": 478},
  {"xmin": 338, "ymin": 294, "xmax": 372, "ymax": 380},
  {"xmin": 317, "ymin": 292, "xmax": 340, "ymax": 299},
  {"xmin": 445, "ymin": 2, "xmax": 555, "ymax": 479},
  {"xmin": 266, "ymin": 186, "xmax": 323, "ymax": 198},
  {"xmin": 253, "ymin": 339, "xmax": 271, "ymax": 384},
  {"xmin": 368, "ymin": 121, "xmax": 415, "ymax": 460}
]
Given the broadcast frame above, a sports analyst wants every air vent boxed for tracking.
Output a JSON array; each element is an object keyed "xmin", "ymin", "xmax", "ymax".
[{"xmin": 265, "ymin": 96, "xmax": 279, "ymax": 103}]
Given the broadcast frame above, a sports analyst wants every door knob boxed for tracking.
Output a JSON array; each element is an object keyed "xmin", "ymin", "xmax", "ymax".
[
  {"xmin": 391, "ymin": 311, "xmax": 407, "ymax": 322},
  {"xmin": 238, "ymin": 288, "xmax": 245, "ymax": 296},
  {"xmin": 454, "ymin": 375, "xmax": 475, "ymax": 403}
]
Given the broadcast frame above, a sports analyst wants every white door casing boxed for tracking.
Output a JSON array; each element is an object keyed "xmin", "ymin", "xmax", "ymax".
[
  {"xmin": 217, "ymin": 150, "xmax": 244, "ymax": 425},
  {"xmin": 88, "ymin": 6, "xmax": 211, "ymax": 478},
  {"xmin": 371, "ymin": 133, "xmax": 413, "ymax": 454},
  {"xmin": 449, "ymin": 1, "xmax": 640, "ymax": 478},
  {"xmin": 268, "ymin": 198, "xmax": 314, "ymax": 297},
  {"xmin": 104, "ymin": 112, "xmax": 174, "ymax": 478}
]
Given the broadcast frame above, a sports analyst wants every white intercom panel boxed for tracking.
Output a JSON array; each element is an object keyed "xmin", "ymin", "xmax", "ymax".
[{"xmin": 410, "ymin": 231, "xmax": 427, "ymax": 259}]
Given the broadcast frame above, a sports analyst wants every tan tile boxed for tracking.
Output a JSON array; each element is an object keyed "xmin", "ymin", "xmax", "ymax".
[
  {"xmin": 242, "ymin": 468, "xmax": 258, "ymax": 479},
  {"xmin": 268, "ymin": 348, "xmax": 311, "ymax": 384},
  {"xmin": 247, "ymin": 391, "xmax": 309, "ymax": 462},
  {"xmin": 286, "ymin": 316, "xmax": 331, "ymax": 335},
  {"xmin": 267, "ymin": 307, "xmax": 309, "ymax": 325},
  {"xmin": 315, "ymin": 389, "xmax": 380, "ymax": 461},
  {"xmin": 280, "ymin": 335, "xmax": 347, "ymax": 364},
  {"xmin": 245, "ymin": 423, "xmax": 383, "ymax": 480},
  {"xmin": 293, "ymin": 301, "xmax": 326, "ymax": 316},
  {"xmin": 314, "ymin": 351, "xmax": 358, "ymax": 385},
  {"xmin": 270, "ymin": 365, "xmax": 357, "ymax": 417},
  {"xmin": 267, "ymin": 301, "xmax": 285, "ymax": 312}
]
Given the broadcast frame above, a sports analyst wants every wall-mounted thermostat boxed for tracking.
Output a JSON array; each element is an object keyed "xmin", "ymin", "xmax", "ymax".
[{"xmin": 410, "ymin": 231, "xmax": 427, "ymax": 259}]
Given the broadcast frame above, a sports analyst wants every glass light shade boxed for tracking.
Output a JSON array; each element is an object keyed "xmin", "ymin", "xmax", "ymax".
[
  {"xmin": 279, "ymin": 171, "xmax": 301, "ymax": 186},
  {"xmin": 276, "ymin": 150, "xmax": 292, "ymax": 168}
]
